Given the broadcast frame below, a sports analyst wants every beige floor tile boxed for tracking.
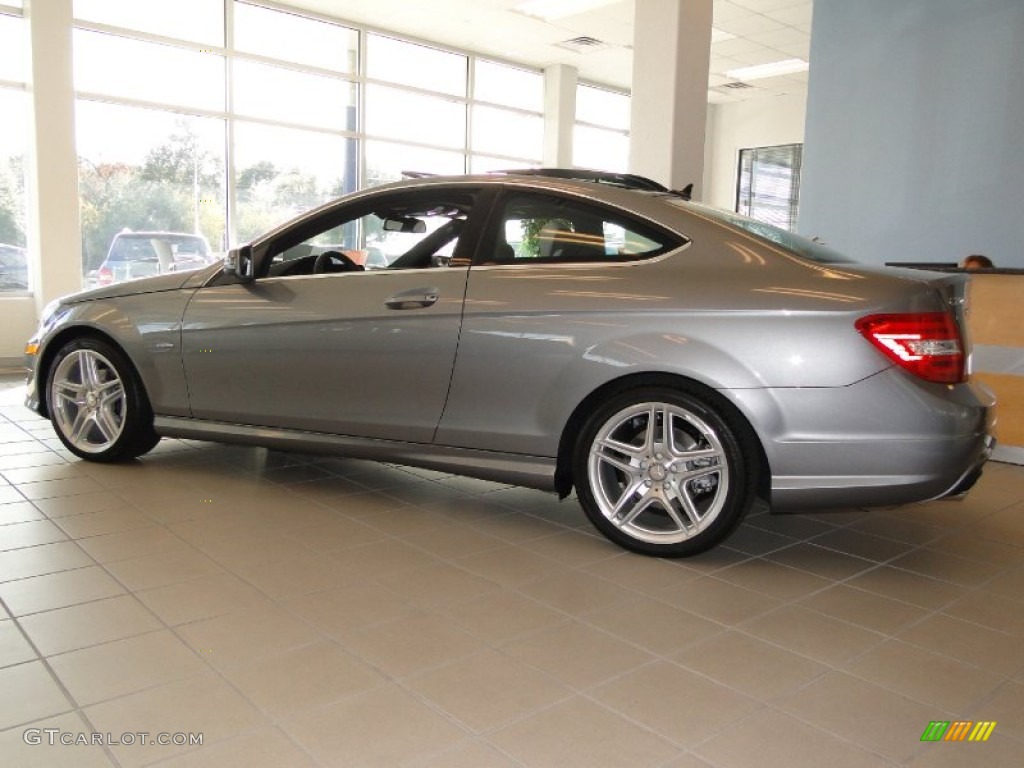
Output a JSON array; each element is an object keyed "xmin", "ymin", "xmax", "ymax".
[
  {"xmin": 926, "ymin": 532, "xmax": 1024, "ymax": 567},
  {"xmin": 16, "ymin": 477, "xmax": 106, "ymax": 501},
  {"xmin": 52, "ymin": 507, "xmax": 155, "ymax": 540},
  {"xmin": 489, "ymin": 695, "xmax": 680, "ymax": 768},
  {"xmin": 582, "ymin": 551, "xmax": 702, "ymax": 592},
  {"xmin": 232, "ymin": 553, "xmax": 362, "ymax": 599},
  {"xmin": 0, "ymin": 519, "xmax": 69, "ymax": 551},
  {"xmin": 0, "ymin": 711, "xmax": 115, "ymax": 767},
  {"xmin": 281, "ymin": 515, "xmax": 387, "ymax": 553},
  {"xmin": 971, "ymin": 502, "xmax": 1024, "ymax": 547},
  {"xmin": 850, "ymin": 514, "xmax": 946, "ymax": 546},
  {"xmin": 357, "ymin": 504, "xmax": 459, "ymax": 539},
  {"xmin": 192, "ymin": 532, "xmax": 314, "ymax": 570},
  {"xmin": 0, "ymin": 619, "xmax": 36, "ymax": 667},
  {"xmin": 519, "ymin": 529, "xmax": 623, "ymax": 568},
  {"xmin": 285, "ymin": 582, "xmax": 413, "ymax": 636},
  {"xmin": 797, "ymin": 584, "xmax": 929, "ymax": 635},
  {"xmin": 75, "ymin": 526, "xmax": 191, "ymax": 564},
  {"xmin": 407, "ymin": 649, "xmax": 570, "ymax": 733},
  {"xmin": 583, "ymin": 596, "xmax": 722, "ymax": 656},
  {"xmin": 0, "ymin": 541, "xmax": 95, "ymax": 583},
  {"xmin": 397, "ymin": 523, "xmax": 506, "ymax": 560},
  {"xmin": 437, "ymin": 589, "xmax": 566, "ymax": 643},
  {"xmin": 660, "ymin": 754, "xmax": 717, "ymax": 768},
  {"xmin": 981, "ymin": 562, "xmax": 1024, "ymax": 601},
  {"xmin": 844, "ymin": 565, "xmax": 967, "ymax": 610},
  {"xmin": 515, "ymin": 569, "xmax": 636, "ymax": 617},
  {"xmin": 975, "ymin": 680, "xmax": 1024, "ymax": 742},
  {"xmin": 176, "ymin": 607, "xmax": 320, "ymax": 668},
  {"xmin": 375, "ymin": 561, "xmax": 500, "ymax": 607},
  {"xmin": 714, "ymin": 558, "xmax": 833, "ymax": 601},
  {"xmin": 695, "ymin": 708, "xmax": 896, "ymax": 768},
  {"xmin": 0, "ymin": 661, "xmax": 73, "ymax": 729},
  {"xmin": 843, "ymin": 639, "xmax": 1004, "ymax": 712},
  {"xmin": 283, "ymin": 683, "xmax": 468, "ymax": 765},
  {"xmin": 941, "ymin": 590, "xmax": 1024, "ymax": 635},
  {"xmin": 2, "ymin": 464, "xmax": 88, "ymax": 484},
  {"xmin": 136, "ymin": 572, "xmax": 273, "ymax": 626},
  {"xmin": 593, "ymin": 660, "xmax": 759, "ymax": 747},
  {"xmin": 31, "ymin": 491, "xmax": 133, "ymax": 519},
  {"xmin": 905, "ymin": 733, "xmax": 1024, "ymax": 768},
  {"xmin": 897, "ymin": 614, "xmax": 1024, "ymax": 677},
  {"xmin": 105, "ymin": 549, "xmax": 224, "ymax": 592},
  {"xmin": 20, "ymin": 594, "xmax": 162, "ymax": 656},
  {"xmin": 777, "ymin": 672, "xmax": 950, "ymax": 763},
  {"xmin": 742, "ymin": 604, "xmax": 884, "ymax": 666},
  {"xmin": 500, "ymin": 620, "xmax": 655, "ymax": 689},
  {"xmin": 808, "ymin": 526, "xmax": 917, "ymax": 562},
  {"xmin": 0, "ymin": 500, "xmax": 45, "ymax": 524},
  {"xmin": 327, "ymin": 538, "xmax": 442, "ymax": 582},
  {"xmin": 765, "ymin": 542, "xmax": 878, "ymax": 581},
  {"xmin": 340, "ymin": 611, "xmax": 486, "ymax": 678},
  {"xmin": 656, "ymin": 575, "xmax": 783, "ymax": 626},
  {"xmin": 84, "ymin": 672, "xmax": 267, "ymax": 768},
  {"xmin": 410, "ymin": 739, "xmax": 522, "ymax": 768},
  {"xmin": 889, "ymin": 547, "xmax": 1003, "ymax": 588},
  {"xmin": 454, "ymin": 545, "xmax": 565, "ymax": 586},
  {"xmin": 49, "ymin": 630, "xmax": 207, "ymax": 706},
  {"xmin": 721, "ymin": 523, "xmax": 798, "ymax": 556},
  {"xmin": 744, "ymin": 512, "xmax": 837, "ymax": 540},
  {"xmin": 220, "ymin": 641, "xmax": 385, "ymax": 719},
  {"xmin": 149, "ymin": 726, "xmax": 317, "ymax": 768},
  {"xmin": 0, "ymin": 565, "xmax": 124, "ymax": 616},
  {"xmin": 674, "ymin": 630, "xmax": 828, "ymax": 700}
]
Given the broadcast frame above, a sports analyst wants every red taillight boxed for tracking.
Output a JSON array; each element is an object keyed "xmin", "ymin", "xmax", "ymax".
[
  {"xmin": 855, "ymin": 312, "xmax": 965, "ymax": 384},
  {"xmin": 97, "ymin": 267, "xmax": 113, "ymax": 286}
]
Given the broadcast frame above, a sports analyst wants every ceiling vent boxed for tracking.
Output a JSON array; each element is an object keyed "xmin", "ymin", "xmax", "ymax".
[
  {"xmin": 555, "ymin": 36, "xmax": 611, "ymax": 53},
  {"xmin": 721, "ymin": 81, "xmax": 754, "ymax": 90}
]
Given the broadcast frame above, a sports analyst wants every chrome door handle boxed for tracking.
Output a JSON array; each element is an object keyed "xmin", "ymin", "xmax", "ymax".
[{"xmin": 384, "ymin": 288, "xmax": 440, "ymax": 310}]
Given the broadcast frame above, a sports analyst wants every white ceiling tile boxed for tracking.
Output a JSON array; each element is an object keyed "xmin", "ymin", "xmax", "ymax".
[
  {"xmin": 715, "ymin": 14, "xmax": 787, "ymax": 37},
  {"xmin": 730, "ymin": 0, "xmax": 809, "ymax": 12},
  {"xmin": 747, "ymin": 27, "xmax": 808, "ymax": 49},
  {"xmin": 728, "ymin": 48, "xmax": 797, "ymax": 67},
  {"xmin": 712, "ymin": 0, "xmax": 755, "ymax": 24},
  {"xmin": 764, "ymin": 3, "xmax": 814, "ymax": 27},
  {"xmin": 711, "ymin": 37, "xmax": 769, "ymax": 57}
]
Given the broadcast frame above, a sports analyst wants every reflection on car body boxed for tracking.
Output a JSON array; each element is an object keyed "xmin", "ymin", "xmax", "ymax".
[{"xmin": 24, "ymin": 170, "xmax": 995, "ymax": 557}]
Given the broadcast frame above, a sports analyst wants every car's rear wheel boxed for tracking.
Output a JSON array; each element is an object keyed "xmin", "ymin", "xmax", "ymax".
[
  {"xmin": 46, "ymin": 338, "xmax": 160, "ymax": 462},
  {"xmin": 574, "ymin": 386, "xmax": 755, "ymax": 557}
]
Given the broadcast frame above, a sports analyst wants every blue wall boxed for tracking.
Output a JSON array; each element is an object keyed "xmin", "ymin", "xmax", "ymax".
[{"xmin": 798, "ymin": 0, "xmax": 1024, "ymax": 268}]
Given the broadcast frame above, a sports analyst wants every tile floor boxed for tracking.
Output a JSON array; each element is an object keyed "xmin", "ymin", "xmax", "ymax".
[{"xmin": 0, "ymin": 373, "xmax": 1022, "ymax": 767}]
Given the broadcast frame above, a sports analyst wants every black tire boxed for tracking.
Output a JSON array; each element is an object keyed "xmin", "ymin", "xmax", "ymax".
[
  {"xmin": 45, "ymin": 337, "xmax": 160, "ymax": 462},
  {"xmin": 573, "ymin": 385, "xmax": 756, "ymax": 557}
]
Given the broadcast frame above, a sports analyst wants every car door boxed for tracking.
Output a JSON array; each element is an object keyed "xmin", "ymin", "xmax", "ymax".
[{"xmin": 180, "ymin": 185, "xmax": 490, "ymax": 444}]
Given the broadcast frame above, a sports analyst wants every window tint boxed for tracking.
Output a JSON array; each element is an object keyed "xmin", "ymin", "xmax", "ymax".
[
  {"xmin": 485, "ymin": 193, "xmax": 681, "ymax": 265},
  {"xmin": 266, "ymin": 191, "xmax": 476, "ymax": 277}
]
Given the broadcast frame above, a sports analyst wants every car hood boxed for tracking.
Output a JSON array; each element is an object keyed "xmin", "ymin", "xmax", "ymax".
[{"xmin": 70, "ymin": 268, "xmax": 211, "ymax": 304}]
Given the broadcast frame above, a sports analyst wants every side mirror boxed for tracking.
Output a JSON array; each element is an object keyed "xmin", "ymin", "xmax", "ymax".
[{"xmin": 223, "ymin": 245, "xmax": 254, "ymax": 281}]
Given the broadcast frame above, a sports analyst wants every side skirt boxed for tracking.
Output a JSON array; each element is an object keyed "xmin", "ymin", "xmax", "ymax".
[{"xmin": 153, "ymin": 416, "xmax": 558, "ymax": 492}]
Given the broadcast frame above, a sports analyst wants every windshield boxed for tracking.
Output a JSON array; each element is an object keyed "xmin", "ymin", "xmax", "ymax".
[{"xmin": 670, "ymin": 200, "xmax": 855, "ymax": 264}]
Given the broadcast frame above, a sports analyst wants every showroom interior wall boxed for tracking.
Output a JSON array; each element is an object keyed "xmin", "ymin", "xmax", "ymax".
[
  {"xmin": 702, "ymin": 93, "xmax": 806, "ymax": 213},
  {"xmin": 798, "ymin": 0, "xmax": 1024, "ymax": 267}
]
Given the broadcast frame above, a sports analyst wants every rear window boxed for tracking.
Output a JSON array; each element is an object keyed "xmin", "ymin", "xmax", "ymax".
[{"xmin": 673, "ymin": 200, "xmax": 854, "ymax": 264}]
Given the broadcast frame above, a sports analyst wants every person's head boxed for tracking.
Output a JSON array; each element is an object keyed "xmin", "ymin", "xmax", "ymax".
[{"xmin": 962, "ymin": 254, "xmax": 994, "ymax": 270}]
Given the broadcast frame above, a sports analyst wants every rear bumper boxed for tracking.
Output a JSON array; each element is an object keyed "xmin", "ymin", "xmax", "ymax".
[{"xmin": 731, "ymin": 369, "xmax": 996, "ymax": 512}]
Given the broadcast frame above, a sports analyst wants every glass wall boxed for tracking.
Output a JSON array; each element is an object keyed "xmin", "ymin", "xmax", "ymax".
[
  {"xmin": 66, "ymin": 1, "xmax": 588, "ymax": 287},
  {"xmin": 573, "ymin": 83, "xmax": 630, "ymax": 172},
  {"xmin": 0, "ymin": 6, "xmax": 28, "ymax": 292}
]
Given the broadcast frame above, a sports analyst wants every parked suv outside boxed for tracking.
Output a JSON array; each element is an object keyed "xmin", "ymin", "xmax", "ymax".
[{"xmin": 90, "ymin": 231, "xmax": 212, "ymax": 288}]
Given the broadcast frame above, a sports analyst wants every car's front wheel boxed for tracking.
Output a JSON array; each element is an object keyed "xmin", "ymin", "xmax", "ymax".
[
  {"xmin": 46, "ymin": 338, "xmax": 160, "ymax": 462},
  {"xmin": 574, "ymin": 386, "xmax": 755, "ymax": 557}
]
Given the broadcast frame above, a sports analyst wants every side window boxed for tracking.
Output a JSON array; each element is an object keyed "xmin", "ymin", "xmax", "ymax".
[
  {"xmin": 488, "ymin": 193, "xmax": 679, "ymax": 265},
  {"xmin": 265, "ymin": 191, "xmax": 474, "ymax": 278}
]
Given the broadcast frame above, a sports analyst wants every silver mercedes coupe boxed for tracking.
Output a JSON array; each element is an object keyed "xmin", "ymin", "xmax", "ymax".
[{"xmin": 24, "ymin": 170, "xmax": 995, "ymax": 557}]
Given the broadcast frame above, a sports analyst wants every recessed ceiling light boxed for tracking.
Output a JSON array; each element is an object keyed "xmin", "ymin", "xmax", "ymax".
[
  {"xmin": 514, "ymin": 0, "xmax": 622, "ymax": 22},
  {"xmin": 724, "ymin": 58, "xmax": 808, "ymax": 81}
]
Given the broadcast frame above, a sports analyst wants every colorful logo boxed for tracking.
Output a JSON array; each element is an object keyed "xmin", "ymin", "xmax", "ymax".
[{"xmin": 921, "ymin": 721, "xmax": 997, "ymax": 742}]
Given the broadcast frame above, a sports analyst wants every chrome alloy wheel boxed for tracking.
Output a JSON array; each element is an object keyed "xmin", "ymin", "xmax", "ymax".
[
  {"xmin": 587, "ymin": 401, "xmax": 730, "ymax": 545},
  {"xmin": 50, "ymin": 349, "xmax": 127, "ymax": 454}
]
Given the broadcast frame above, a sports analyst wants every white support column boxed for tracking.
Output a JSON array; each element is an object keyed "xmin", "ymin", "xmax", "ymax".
[
  {"xmin": 543, "ymin": 63, "xmax": 577, "ymax": 167},
  {"xmin": 629, "ymin": 0, "xmax": 712, "ymax": 194},
  {"xmin": 26, "ymin": 0, "xmax": 82, "ymax": 309}
]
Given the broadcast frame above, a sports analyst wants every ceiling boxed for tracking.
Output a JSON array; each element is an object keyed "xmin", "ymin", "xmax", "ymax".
[{"xmin": 284, "ymin": 0, "xmax": 813, "ymax": 104}]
